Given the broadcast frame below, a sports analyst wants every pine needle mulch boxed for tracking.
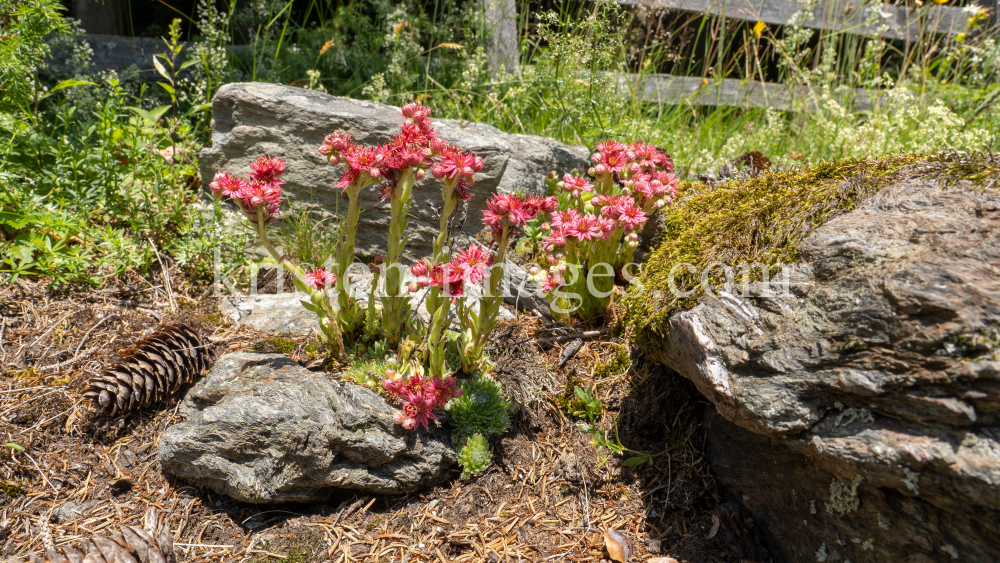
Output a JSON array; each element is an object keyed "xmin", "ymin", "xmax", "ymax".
[{"xmin": 1, "ymin": 274, "xmax": 770, "ymax": 562}]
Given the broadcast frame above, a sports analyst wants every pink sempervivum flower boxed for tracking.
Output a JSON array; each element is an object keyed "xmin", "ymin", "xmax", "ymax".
[
  {"xmin": 539, "ymin": 196, "xmax": 559, "ymax": 214},
  {"xmin": 562, "ymin": 173, "xmax": 594, "ymax": 193},
  {"xmin": 482, "ymin": 193, "xmax": 533, "ymax": 241},
  {"xmin": 617, "ymin": 200, "xmax": 648, "ymax": 232},
  {"xmin": 410, "ymin": 259, "xmax": 433, "ymax": 287},
  {"xmin": 319, "ymin": 131, "xmax": 355, "ymax": 164},
  {"xmin": 209, "ymin": 171, "xmax": 246, "ymax": 199},
  {"xmin": 628, "ymin": 142, "xmax": 671, "ymax": 172},
  {"xmin": 401, "ymin": 101, "xmax": 433, "ymax": 125},
  {"xmin": 593, "ymin": 140, "xmax": 630, "ymax": 176},
  {"xmin": 566, "ymin": 214, "xmax": 603, "ymax": 242},
  {"xmin": 453, "ymin": 243, "xmax": 493, "ymax": 285},
  {"xmin": 428, "ymin": 262, "xmax": 466, "ymax": 300},
  {"xmin": 432, "ymin": 147, "xmax": 485, "ymax": 185},
  {"xmin": 541, "ymin": 272, "xmax": 563, "ymax": 293},
  {"xmin": 249, "ymin": 155, "xmax": 286, "ymax": 184},
  {"xmin": 426, "ymin": 376, "xmax": 463, "ymax": 409},
  {"xmin": 550, "ymin": 209, "xmax": 581, "ymax": 230},
  {"xmin": 398, "ymin": 393, "xmax": 437, "ymax": 430},
  {"xmin": 304, "ymin": 268, "xmax": 336, "ymax": 290},
  {"xmin": 382, "ymin": 377, "xmax": 407, "ymax": 397},
  {"xmin": 596, "ymin": 216, "xmax": 617, "ymax": 239},
  {"xmin": 544, "ymin": 226, "xmax": 568, "ymax": 250}
]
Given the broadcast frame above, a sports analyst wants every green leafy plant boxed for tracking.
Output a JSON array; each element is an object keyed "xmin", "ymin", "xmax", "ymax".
[
  {"xmin": 456, "ymin": 433, "xmax": 492, "ymax": 479},
  {"xmin": 447, "ymin": 374, "xmax": 516, "ymax": 439},
  {"xmin": 568, "ymin": 385, "xmax": 657, "ymax": 469}
]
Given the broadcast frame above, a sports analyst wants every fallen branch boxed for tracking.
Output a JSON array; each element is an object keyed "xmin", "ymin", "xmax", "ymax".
[{"xmin": 532, "ymin": 328, "xmax": 610, "ymax": 344}]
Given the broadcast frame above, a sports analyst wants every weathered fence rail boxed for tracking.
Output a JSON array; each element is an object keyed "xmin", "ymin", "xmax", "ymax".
[
  {"xmin": 605, "ymin": 0, "xmax": 970, "ymax": 41},
  {"xmin": 618, "ymin": 73, "xmax": 873, "ymax": 111}
]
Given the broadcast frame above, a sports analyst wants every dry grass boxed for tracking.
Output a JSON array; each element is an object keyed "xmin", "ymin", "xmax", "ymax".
[{"xmin": 0, "ymin": 270, "xmax": 769, "ymax": 562}]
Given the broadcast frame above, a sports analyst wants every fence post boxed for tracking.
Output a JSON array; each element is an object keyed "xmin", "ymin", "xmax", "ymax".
[{"xmin": 480, "ymin": 0, "xmax": 519, "ymax": 74}]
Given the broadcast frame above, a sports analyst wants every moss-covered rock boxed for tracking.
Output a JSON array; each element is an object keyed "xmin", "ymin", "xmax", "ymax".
[{"xmin": 623, "ymin": 155, "xmax": 918, "ymax": 337}]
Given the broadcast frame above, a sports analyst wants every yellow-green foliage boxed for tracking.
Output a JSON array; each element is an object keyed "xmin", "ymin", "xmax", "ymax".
[
  {"xmin": 624, "ymin": 155, "xmax": 917, "ymax": 336},
  {"xmin": 253, "ymin": 336, "xmax": 297, "ymax": 354}
]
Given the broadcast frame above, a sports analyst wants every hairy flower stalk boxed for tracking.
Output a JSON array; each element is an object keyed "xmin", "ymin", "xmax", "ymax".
[
  {"xmin": 420, "ymin": 145, "xmax": 484, "ymax": 376},
  {"xmin": 320, "ymin": 132, "xmax": 383, "ymax": 336},
  {"xmin": 381, "ymin": 166, "xmax": 416, "ymax": 344}
]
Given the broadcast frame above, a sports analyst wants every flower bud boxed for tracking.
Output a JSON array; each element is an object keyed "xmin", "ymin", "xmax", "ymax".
[
  {"xmin": 386, "ymin": 369, "xmax": 397, "ymax": 379},
  {"xmin": 394, "ymin": 412, "xmax": 405, "ymax": 424},
  {"xmin": 621, "ymin": 188, "xmax": 631, "ymax": 197},
  {"xmin": 654, "ymin": 199, "xmax": 665, "ymax": 208},
  {"xmin": 528, "ymin": 266, "xmax": 539, "ymax": 275},
  {"xmin": 416, "ymin": 168, "xmax": 426, "ymax": 181},
  {"xmin": 408, "ymin": 282, "xmax": 419, "ymax": 293}
]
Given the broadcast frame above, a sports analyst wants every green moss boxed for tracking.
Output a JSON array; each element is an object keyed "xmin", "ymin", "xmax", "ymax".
[
  {"xmin": 919, "ymin": 149, "xmax": 1000, "ymax": 188},
  {"xmin": 840, "ymin": 339, "xmax": 869, "ymax": 353},
  {"xmin": 593, "ymin": 346, "xmax": 630, "ymax": 379},
  {"xmin": 252, "ymin": 336, "xmax": 297, "ymax": 354},
  {"xmin": 248, "ymin": 530, "xmax": 324, "ymax": 563},
  {"xmin": 0, "ymin": 480, "xmax": 25, "ymax": 497},
  {"xmin": 623, "ymin": 155, "xmax": 917, "ymax": 338}
]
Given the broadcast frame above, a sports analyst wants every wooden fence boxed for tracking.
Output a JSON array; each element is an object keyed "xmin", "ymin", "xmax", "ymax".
[{"xmin": 484, "ymin": 0, "xmax": 987, "ymax": 109}]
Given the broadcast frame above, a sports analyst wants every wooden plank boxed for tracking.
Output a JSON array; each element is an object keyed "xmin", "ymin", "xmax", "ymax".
[
  {"xmin": 617, "ymin": 73, "xmax": 873, "ymax": 111},
  {"xmin": 604, "ymin": 0, "xmax": 969, "ymax": 41}
]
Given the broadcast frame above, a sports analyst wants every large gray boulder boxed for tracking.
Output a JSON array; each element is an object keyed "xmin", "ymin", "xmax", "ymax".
[
  {"xmin": 158, "ymin": 353, "xmax": 456, "ymax": 503},
  {"xmin": 652, "ymin": 175, "xmax": 1000, "ymax": 561},
  {"xmin": 200, "ymin": 83, "xmax": 590, "ymax": 260}
]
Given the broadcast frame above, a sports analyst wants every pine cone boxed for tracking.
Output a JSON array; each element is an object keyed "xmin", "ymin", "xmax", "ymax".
[
  {"xmin": 10, "ymin": 507, "xmax": 174, "ymax": 563},
  {"xmin": 84, "ymin": 324, "xmax": 208, "ymax": 416}
]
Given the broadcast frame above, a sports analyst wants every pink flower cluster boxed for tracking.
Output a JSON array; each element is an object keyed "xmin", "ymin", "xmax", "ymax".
[
  {"xmin": 318, "ymin": 102, "xmax": 483, "ymax": 198},
  {"xmin": 410, "ymin": 243, "xmax": 494, "ymax": 300},
  {"xmin": 210, "ymin": 155, "xmax": 287, "ymax": 223},
  {"xmin": 382, "ymin": 372, "xmax": 463, "ymax": 430},
  {"xmin": 304, "ymin": 268, "xmax": 336, "ymax": 290},
  {"xmin": 482, "ymin": 193, "xmax": 558, "ymax": 241}
]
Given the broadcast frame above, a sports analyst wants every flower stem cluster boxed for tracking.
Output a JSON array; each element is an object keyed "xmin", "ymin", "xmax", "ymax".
[
  {"xmin": 212, "ymin": 101, "xmax": 513, "ymax": 434},
  {"xmin": 525, "ymin": 141, "xmax": 677, "ymax": 321}
]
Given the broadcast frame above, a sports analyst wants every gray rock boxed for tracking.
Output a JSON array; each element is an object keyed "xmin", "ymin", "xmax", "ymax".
[
  {"xmin": 502, "ymin": 261, "xmax": 554, "ymax": 319},
  {"xmin": 158, "ymin": 353, "xmax": 456, "ymax": 503},
  {"xmin": 652, "ymin": 175, "xmax": 1000, "ymax": 561},
  {"xmin": 200, "ymin": 82, "xmax": 590, "ymax": 261},
  {"xmin": 52, "ymin": 500, "xmax": 97, "ymax": 523}
]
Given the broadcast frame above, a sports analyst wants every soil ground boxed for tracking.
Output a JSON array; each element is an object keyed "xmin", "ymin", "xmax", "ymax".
[{"xmin": 0, "ymin": 273, "xmax": 771, "ymax": 562}]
